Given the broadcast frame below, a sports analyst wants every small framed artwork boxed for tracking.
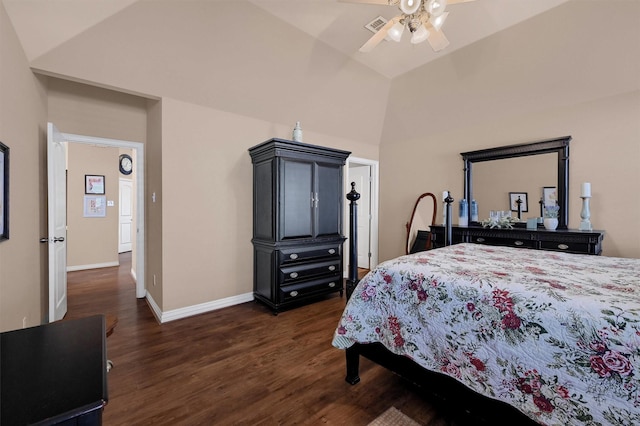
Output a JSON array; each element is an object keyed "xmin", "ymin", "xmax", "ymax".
[
  {"xmin": 83, "ymin": 195, "xmax": 107, "ymax": 217},
  {"xmin": 85, "ymin": 175, "xmax": 105, "ymax": 194},
  {"xmin": 509, "ymin": 192, "xmax": 528, "ymax": 212},
  {"xmin": 543, "ymin": 186, "xmax": 557, "ymax": 208},
  {"xmin": 0, "ymin": 141, "xmax": 8, "ymax": 241}
]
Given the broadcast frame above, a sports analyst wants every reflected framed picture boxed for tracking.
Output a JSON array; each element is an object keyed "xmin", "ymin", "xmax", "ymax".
[
  {"xmin": 509, "ymin": 192, "xmax": 528, "ymax": 212},
  {"xmin": 0, "ymin": 141, "xmax": 8, "ymax": 241},
  {"xmin": 85, "ymin": 175, "xmax": 105, "ymax": 194},
  {"xmin": 543, "ymin": 186, "xmax": 557, "ymax": 208}
]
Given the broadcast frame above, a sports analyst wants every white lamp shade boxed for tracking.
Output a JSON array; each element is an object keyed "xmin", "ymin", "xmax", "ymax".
[
  {"xmin": 429, "ymin": 11, "xmax": 448, "ymax": 31},
  {"xmin": 426, "ymin": 0, "xmax": 448, "ymax": 17},
  {"xmin": 387, "ymin": 21, "xmax": 405, "ymax": 42},
  {"xmin": 410, "ymin": 25, "xmax": 430, "ymax": 44},
  {"xmin": 400, "ymin": 0, "xmax": 422, "ymax": 15}
]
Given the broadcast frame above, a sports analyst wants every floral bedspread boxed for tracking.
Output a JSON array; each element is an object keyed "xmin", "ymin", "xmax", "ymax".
[{"xmin": 332, "ymin": 243, "xmax": 640, "ymax": 425}]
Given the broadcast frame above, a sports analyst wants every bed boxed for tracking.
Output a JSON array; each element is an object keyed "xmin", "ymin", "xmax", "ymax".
[{"xmin": 334, "ymin": 198, "xmax": 640, "ymax": 425}]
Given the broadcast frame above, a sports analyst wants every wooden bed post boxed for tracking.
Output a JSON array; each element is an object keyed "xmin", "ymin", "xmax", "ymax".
[
  {"xmin": 444, "ymin": 191, "xmax": 454, "ymax": 246},
  {"xmin": 345, "ymin": 182, "xmax": 362, "ymax": 385},
  {"xmin": 346, "ymin": 182, "xmax": 360, "ymax": 299}
]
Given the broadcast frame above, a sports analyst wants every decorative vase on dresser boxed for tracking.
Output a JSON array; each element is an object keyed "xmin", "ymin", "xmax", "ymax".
[{"xmin": 249, "ymin": 138, "xmax": 351, "ymax": 314}]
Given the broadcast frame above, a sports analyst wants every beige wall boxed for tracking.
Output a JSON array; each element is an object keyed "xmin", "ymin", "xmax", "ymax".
[
  {"xmin": 145, "ymin": 99, "xmax": 163, "ymax": 308},
  {"xmin": 66, "ymin": 144, "xmax": 119, "ymax": 268},
  {"xmin": 379, "ymin": 0, "xmax": 640, "ymax": 260},
  {"xmin": 0, "ymin": 2, "xmax": 48, "ymax": 331},
  {"xmin": 47, "ymin": 78, "xmax": 147, "ymax": 142}
]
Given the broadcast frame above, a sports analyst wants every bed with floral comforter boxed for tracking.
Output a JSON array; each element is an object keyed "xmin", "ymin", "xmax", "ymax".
[{"xmin": 332, "ymin": 243, "xmax": 640, "ymax": 425}]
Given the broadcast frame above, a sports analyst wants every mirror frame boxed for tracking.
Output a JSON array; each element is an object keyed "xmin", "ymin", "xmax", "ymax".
[{"xmin": 461, "ymin": 136, "xmax": 571, "ymax": 229}]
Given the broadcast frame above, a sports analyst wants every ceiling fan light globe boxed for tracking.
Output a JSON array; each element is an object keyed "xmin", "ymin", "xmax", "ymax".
[
  {"xmin": 426, "ymin": 0, "xmax": 447, "ymax": 17},
  {"xmin": 429, "ymin": 11, "xmax": 448, "ymax": 31},
  {"xmin": 387, "ymin": 22, "xmax": 405, "ymax": 42},
  {"xmin": 410, "ymin": 25, "xmax": 430, "ymax": 44},
  {"xmin": 400, "ymin": 0, "xmax": 422, "ymax": 15}
]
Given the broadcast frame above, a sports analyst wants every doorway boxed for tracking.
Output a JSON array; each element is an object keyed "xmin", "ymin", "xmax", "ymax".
[
  {"xmin": 51, "ymin": 127, "xmax": 146, "ymax": 305},
  {"xmin": 345, "ymin": 157, "xmax": 379, "ymax": 273}
]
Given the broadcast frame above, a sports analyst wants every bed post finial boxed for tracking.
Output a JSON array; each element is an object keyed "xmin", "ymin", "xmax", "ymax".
[
  {"xmin": 444, "ymin": 191, "xmax": 454, "ymax": 246},
  {"xmin": 346, "ymin": 182, "xmax": 361, "ymax": 299}
]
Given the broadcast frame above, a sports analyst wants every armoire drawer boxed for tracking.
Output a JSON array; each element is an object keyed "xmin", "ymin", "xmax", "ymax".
[
  {"xmin": 279, "ymin": 259, "xmax": 341, "ymax": 283},
  {"xmin": 278, "ymin": 244, "xmax": 341, "ymax": 264},
  {"xmin": 279, "ymin": 276, "xmax": 342, "ymax": 302}
]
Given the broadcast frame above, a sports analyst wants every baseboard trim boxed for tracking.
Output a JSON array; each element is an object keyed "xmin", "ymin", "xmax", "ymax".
[
  {"xmin": 145, "ymin": 292, "xmax": 255, "ymax": 324},
  {"xmin": 67, "ymin": 261, "xmax": 119, "ymax": 272}
]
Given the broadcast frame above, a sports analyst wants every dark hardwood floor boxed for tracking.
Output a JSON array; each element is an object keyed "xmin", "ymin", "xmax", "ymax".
[{"xmin": 65, "ymin": 254, "xmax": 470, "ymax": 425}]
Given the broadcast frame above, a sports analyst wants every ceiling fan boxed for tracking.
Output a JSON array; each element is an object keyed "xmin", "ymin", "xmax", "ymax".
[{"xmin": 341, "ymin": 0, "xmax": 474, "ymax": 53}]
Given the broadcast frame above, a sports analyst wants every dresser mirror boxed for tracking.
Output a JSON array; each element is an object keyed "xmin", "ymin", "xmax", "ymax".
[{"xmin": 461, "ymin": 136, "xmax": 571, "ymax": 229}]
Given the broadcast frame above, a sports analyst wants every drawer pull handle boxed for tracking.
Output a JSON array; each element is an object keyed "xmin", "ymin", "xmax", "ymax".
[
  {"xmin": 558, "ymin": 244, "xmax": 569, "ymax": 250},
  {"xmin": 476, "ymin": 237, "xmax": 485, "ymax": 243},
  {"xmin": 328, "ymin": 249, "xmax": 336, "ymax": 254},
  {"xmin": 328, "ymin": 265, "xmax": 336, "ymax": 271},
  {"xmin": 290, "ymin": 291, "xmax": 298, "ymax": 297},
  {"xmin": 289, "ymin": 272, "xmax": 298, "ymax": 279},
  {"xmin": 289, "ymin": 253, "xmax": 298, "ymax": 260},
  {"xmin": 514, "ymin": 241, "xmax": 524, "ymax": 246},
  {"xmin": 328, "ymin": 282, "xmax": 336, "ymax": 288}
]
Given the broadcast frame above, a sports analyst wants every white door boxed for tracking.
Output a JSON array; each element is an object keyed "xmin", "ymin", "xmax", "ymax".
[
  {"xmin": 47, "ymin": 122, "xmax": 68, "ymax": 322},
  {"xmin": 349, "ymin": 165, "xmax": 371, "ymax": 269},
  {"xmin": 119, "ymin": 178, "xmax": 133, "ymax": 253}
]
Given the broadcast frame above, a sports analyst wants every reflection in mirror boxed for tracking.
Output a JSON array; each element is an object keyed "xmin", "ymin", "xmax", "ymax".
[
  {"xmin": 473, "ymin": 153, "xmax": 557, "ymax": 221},
  {"xmin": 462, "ymin": 136, "xmax": 571, "ymax": 229},
  {"xmin": 406, "ymin": 193, "xmax": 437, "ymax": 254}
]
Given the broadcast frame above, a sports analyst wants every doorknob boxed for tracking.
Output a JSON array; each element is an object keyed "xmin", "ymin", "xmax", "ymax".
[{"xmin": 40, "ymin": 237, "xmax": 65, "ymax": 243}]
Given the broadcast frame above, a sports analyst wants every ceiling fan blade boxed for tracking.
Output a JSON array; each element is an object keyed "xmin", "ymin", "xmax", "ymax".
[
  {"xmin": 448, "ymin": 0, "xmax": 475, "ymax": 4},
  {"xmin": 426, "ymin": 26, "xmax": 450, "ymax": 52},
  {"xmin": 359, "ymin": 16, "xmax": 400, "ymax": 53},
  {"xmin": 338, "ymin": 0, "xmax": 397, "ymax": 5}
]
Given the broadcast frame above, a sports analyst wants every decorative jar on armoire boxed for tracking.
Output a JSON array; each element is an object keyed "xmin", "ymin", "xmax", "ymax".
[{"xmin": 248, "ymin": 138, "xmax": 351, "ymax": 314}]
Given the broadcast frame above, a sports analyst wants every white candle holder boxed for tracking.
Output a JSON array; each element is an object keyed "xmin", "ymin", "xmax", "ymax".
[{"xmin": 579, "ymin": 196, "xmax": 592, "ymax": 231}]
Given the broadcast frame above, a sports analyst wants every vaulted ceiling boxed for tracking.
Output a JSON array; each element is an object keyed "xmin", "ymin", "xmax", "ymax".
[{"xmin": 4, "ymin": 0, "xmax": 570, "ymax": 79}]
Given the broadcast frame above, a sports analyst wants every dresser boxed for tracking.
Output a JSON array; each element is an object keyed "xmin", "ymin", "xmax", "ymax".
[
  {"xmin": 249, "ymin": 138, "xmax": 350, "ymax": 313},
  {"xmin": 1, "ymin": 315, "xmax": 108, "ymax": 425},
  {"xmin": 430, "ymin": 225, "xmax": 605, "ymax": 255}
]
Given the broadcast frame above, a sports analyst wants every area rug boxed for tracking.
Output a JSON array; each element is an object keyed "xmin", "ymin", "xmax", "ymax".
[{"xmin": 367, "ymin": 407, "xmax": 421, "ymax": 426}]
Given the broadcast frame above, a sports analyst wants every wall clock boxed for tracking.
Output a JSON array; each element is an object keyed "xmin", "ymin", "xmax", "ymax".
[{"xmin": 119, "ymin": 154, "xmax": 133, "ymax": 175}]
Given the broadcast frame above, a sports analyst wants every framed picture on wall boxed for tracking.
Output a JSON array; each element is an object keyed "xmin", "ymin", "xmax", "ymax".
[
  {"xmin": 85, "ymin": 175, "xmax": 105, "ymax": 194},
  {"xmin": 0, "ymin": 141, "xmax": 8, "ymax": 241},
  {"xmin": 83, "ymin": 195, "xmax": 107, "ymax": 218},
  {"xmin": 509, "ymin": 192, "xmax": 528, "ymax": 212}
]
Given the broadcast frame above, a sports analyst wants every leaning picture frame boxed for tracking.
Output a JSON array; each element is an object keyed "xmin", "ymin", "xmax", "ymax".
[
  {"xmin": 85, "ymin": 174, "xmax": 105, "ymax": 194},
  {"xmin": 0, "ymin": 141, "xmax": 8, "ymax": 241},
  {"xmin": 509, "ymin": 192, "xmax": 528, "ymax": 212}
]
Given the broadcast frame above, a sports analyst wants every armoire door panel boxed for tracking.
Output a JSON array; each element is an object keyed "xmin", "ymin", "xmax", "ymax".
[
  {"xmin": 316, "ymin": 163, "xmax": 342, "ymax": 238},
  {"xmin": 254, "ymin": 160, "xmax": 274, "ymax": 240},
  {"xmin": 280, "ymin": 159, "xmax": 313, "ymax": 240}
]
